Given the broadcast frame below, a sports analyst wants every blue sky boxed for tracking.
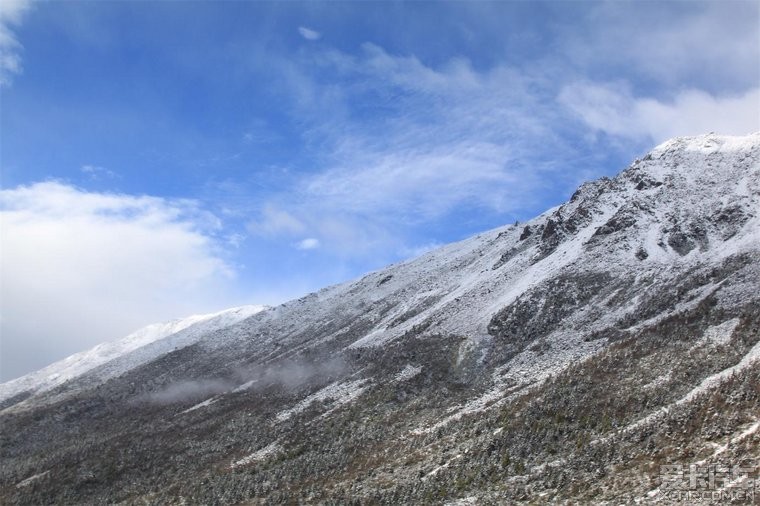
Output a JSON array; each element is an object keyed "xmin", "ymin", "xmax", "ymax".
[{"xmin": 1, "ymin": 0, "xmax": 759, "ymax": 380}]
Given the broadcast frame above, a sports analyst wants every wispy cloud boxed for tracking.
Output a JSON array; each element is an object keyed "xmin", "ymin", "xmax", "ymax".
[
  {"xmin": 298, "ymin": 26, "xmax": 321, "ymax": 41},
  {"xmin": 80, "ymin": 164, "xmax": 119, "ymax": 180},
  {"xmin": 247, "ymin": 204, "xmax": 305, "ymax": 237},
  {"xmin": 246, "ymin": 44, "xmax": 572, "ymax": 257},
  {"xmin": 0, "ymin": 182, "xmax": 239, "ymax": 380},
  {"xmin": 0, "ymin": 0, "xmax": 32, "ymax": 85}
]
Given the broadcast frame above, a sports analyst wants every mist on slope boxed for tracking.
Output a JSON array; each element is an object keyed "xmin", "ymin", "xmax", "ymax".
[{"xmin": 145, "ymin": 357, "xmax": 348, "ymax": 404}]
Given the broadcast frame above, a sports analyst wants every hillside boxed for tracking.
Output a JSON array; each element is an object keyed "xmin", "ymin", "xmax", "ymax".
[{"xmin": 1, "ymin": 133, "xmax": 759, "ymax": 504}]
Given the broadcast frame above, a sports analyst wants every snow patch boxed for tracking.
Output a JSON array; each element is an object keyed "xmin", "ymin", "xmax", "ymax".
[
  {"xmin": 395, "ymin": 364, "xmax": 422, "ymax": 382},
  {"xmin": 424, "ymin": 453, "xmax": 463, "ymax": 479},
  {"xmin": 179, "ymin": 396, "xmax": 219, "ymax": 415},
  {"xmin": 276, "ymin": 379, "xmax": 369, "ymax": 422},
  {"xmin": 16, "ymin": 471, "xmax": 49, "ymax": 488},
  {"xmin": 232, "ymin": 379, "xmax": 259, "ymax": 393},
  {"xmin": 702, "ymin": 318, "xmax": 740, "ymax": 346},
  {"xmin": 444, "ymin": 497, "xmax": 479, "ymax": 506},
  {"xmin": 604, "ymin": 337, "xmax": 760, "ymax": 442},
  {"xmin": 695, "ymin": 420, "xmax": 759, "ymax": 466},
  {"xmin": 231, "ymin": 442, "xmax": 280, "ymax": 468}
]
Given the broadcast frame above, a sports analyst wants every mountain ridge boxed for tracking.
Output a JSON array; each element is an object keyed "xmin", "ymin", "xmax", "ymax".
[
  {"xmin": 1, "ymin": 132, "xmax": 759, "ymax": 504},
  {"xmin": 0, "ymin": 305, "xmax": 268, "ymax": 410}
]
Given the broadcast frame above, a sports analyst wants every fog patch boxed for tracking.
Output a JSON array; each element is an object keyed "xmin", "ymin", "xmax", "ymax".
[
  {"xmin": 145, "ymin": 356, "xmax": 348, "ymax": 405},
  {"xmin": 247, "ymin": 356, "xmax": 347, "ymax": 390},
  {"xmin": 147, "ymin": 378, "xmax": 232, "ymax": 404}
]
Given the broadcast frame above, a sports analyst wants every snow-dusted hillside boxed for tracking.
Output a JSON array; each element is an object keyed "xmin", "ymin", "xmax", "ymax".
[
  {"xmin": 180, "ymin": 131, "xmax": 760, "ymax": 401},
  {"xmin": 0, "ymin": 305, "xmax": 267, "ymax": 408},
  {"xmin": 2, "ymin": 133, "xmax": 759, "ymax": 505}
]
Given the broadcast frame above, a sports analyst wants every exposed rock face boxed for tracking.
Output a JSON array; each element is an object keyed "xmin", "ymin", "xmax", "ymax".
[{"xmin": 1, "ymin": 133, "xmax": 759, "ymax": 504}]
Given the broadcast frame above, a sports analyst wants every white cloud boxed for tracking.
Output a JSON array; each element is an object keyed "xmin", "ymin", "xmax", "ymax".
[
  {"xmin": 559, "ymin": 83, "xmax": 760, "ymax": 143},
  {"xmin": 0, "ymin": 0, "xmax": 32, "ymax": 85},
  {"xmin": 298, "ymin": 26, "xmax": 321, "ymax": 41},
  {"xmin": 0, "ymin": 182, "xmax": 239, "ymax": 380},
  {"xmin": 295, "ymin": 237, "xmax": 320, "ymax": 250},
  {"xmin": 81, "ymin": 164, "xmax": 118, "ymax": 180}
]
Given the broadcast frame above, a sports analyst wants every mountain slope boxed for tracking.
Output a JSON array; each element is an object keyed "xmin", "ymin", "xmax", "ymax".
[
  {"xmin": 1, "ymin": 133, "xmax": 759, "ymax": 504},
  {"xmin": 0, "ymin": 305, "xmax": 267, "ymax": 410}
]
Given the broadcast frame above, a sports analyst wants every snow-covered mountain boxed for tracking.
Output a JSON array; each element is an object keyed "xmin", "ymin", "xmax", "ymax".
[
  {"xmin": 2, "ymin": 133, "xmax": 759, "ymax": 504},
  {"xmin": 0, "ymin": 305, "xmax": 267, "ymax": 409}
]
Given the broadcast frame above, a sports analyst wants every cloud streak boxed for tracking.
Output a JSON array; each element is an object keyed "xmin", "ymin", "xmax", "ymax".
[
  {"xmin": 0, "ymin": 0, "xmax": 32, "ymax": 85},
  {"xmin": 298, "ymin": 26, "xmax": 321, "ymax": 41}
]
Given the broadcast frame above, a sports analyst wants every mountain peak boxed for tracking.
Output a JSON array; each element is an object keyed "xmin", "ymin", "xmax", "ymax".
[{"xmin": 650, "ymin": 131, "xmax": 760, "ymax": 156}]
